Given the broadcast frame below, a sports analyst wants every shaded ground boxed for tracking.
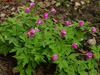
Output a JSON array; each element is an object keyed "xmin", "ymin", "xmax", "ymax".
[{"xmin": 0, "ymin": 0, "xmax": 100, "ymax": 75}]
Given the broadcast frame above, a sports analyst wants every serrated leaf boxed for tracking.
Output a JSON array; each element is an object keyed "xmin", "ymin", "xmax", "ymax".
[
  {"xmin": 0, "ymin": 34, "xmax": 5, "ymax": 42},
  {"xmin": 58, "ymin": 62, "xmax": 63, "ymax": 70},
  {"xmin": 23, "ymin": 56, "xmax": 29, "ymax": 67}
]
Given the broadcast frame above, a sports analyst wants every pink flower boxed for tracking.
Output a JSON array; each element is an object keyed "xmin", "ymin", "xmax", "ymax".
[
  {"xmin": 35, "ymin": 27, "xmax": 39, "ymax": 31},
  {"xmin": 61, "ymin": 30, "xmax": 66, "ymax": 35},
  {"xmin": 55, "ymin": 26, "xmax": 58, "ymax": 30},
  {"xmin": 29, "ymin": 3, "xmax": 35, "ymax": 7},
  {"xmin": 72, "ymin": 43, "xmax": 77, "ymax": 49},
  {"xmin": 78, "ymin": 21, "xmax": 84, "ymax": 27},
  {"xmin": 43, "ymin": 13, "xmax": 48, "ymax": 19},
  {"xmin": 91, "ymin": 27, "xmax": 96, "ymax": 33},
  {"xmin": 86, "ymin": 52, "xmax": 92, "ymax": 59},
  {"xmin": 65, "ymin": 21, "xmax": 69, "ymax": 26},
  {"xmin": 25, "ymin": 7, "xmax": 30, "ymax": 13},
  {"xmin": 52, "ymin": 54, "xmax": 58, "ymax": 61},
  {"xmin": 51, "ymin": 8, "xmax": 56, "ymax": 13},
  {"xmin": 26, "ymin": 28, "xmax": 35, "ymax": 37},
  {"xmin": 37, "ymin": 19, "xmax": 43, "ymax": 24}
]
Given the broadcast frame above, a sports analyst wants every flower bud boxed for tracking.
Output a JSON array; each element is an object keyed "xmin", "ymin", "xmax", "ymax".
[
  {"xmin": 86, "ymin": 52, "xmax": 92, "ymax": 59},
  {"xmin": 78, "ymin": 21, "xmax": 84, "ymax": 27},
  {"xmin": 65, "ymin": 21, "xmax": 69, "ymax": 26},
  {"xmin": 52, "ymin": 54, "xmax": 58, "ymax": 61},
  {"xmin": 51, "ymin": 8, "xmax": 56, "ymax": 13},
  {"xmin": 37, "ymin": 19, "xmax": 43, "ymax": 24},
  {"xmin": 72, "ymin": 43, "xmax": 77, "ymax": 49},
  {"xmin": 25, "ymin": 8, "xmax": 30, "ymax": 13},
  {"xmin": 35, "ymin": 27, "xmax": 39, "ymax": 31},
  {"xmin": 61, "ymin": 30, "xmax": 66, "ymax": 35},
  {"xmin": 55, "ymin": 26, "xmax": 58, "ymax": 30},
  {"xmin": 29, "ymin": 3, "xmax": 35, "ymax": 7},
  {"xmin": 43, "ymin": 13, "xmax": 48, "ymax": 19},
  {"xmin": 91, "ymin": 27, "xmax": 96, "ymax": 33}
]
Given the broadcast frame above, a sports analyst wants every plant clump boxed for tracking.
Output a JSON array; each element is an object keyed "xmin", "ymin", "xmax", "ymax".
[{"xmin": 0, "ymin": 2, "xmax": 99, "ymax": 75}]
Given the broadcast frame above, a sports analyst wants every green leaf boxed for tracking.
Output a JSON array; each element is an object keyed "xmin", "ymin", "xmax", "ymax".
[
  {"xmin": 89, "ymin": 70, "xmax": 98, "ymax": 75},
  {"xmin": 20, "ymin": 70, "xmax": 25, "ymax": 75},
  {"xmin": 26, "ymin": 64, "xmax": 33, "ymax": 75},
  {"xmin": 68, "ymin": 53, "xmax": 79, "ymax": 61},
  {"xmin": 79, "ymin": 71, "xmax": 88, "ymax": 75},
  {"xmin": 7, "ymin": 37, "xmax": 19, "ymax": 47},
  {"xmin": 0, "ymin": 44, "xmax": 8, "ymax": 56},
  {"xmin": 56, "ymin": 2, "xmax": 61, "ymax": 7},
  {"xmin": 58, "ymin": 62, "xmax": 63, "ymax": 70},
  {"xmin": 23, "ymin": 56, "xmax": 29, "ymax": 67},
  {"xmin": 0, "ymin": 34, "xmax": 5, "ymax": 42}
]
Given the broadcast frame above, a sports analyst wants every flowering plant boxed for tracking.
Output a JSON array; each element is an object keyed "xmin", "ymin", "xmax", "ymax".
[{"xmin": 0, "ymin": 3, "xmax": 99, "ymax": 75}]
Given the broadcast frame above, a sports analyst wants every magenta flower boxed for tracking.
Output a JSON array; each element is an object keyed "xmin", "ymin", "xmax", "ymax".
[
  {"xmin": 29, "ymin": 3, "xmax": 35, "ymax": 7},
  {"xmin": 61, "ymin": 30, "xmax": 66, "ymax": 35},
  {"xmin": 78, "ymin": 21, "xmax": 84, "ymax": 27},
  {"xmin": 52, "ymin": 54, "xmax": 58, "ymax": 61},
  {"xmin": 86, "ymin": 52, "xmax": 92, "ymax": 59},
  {"xmin": 65, "ymin": 21, "xmax": 69, "ymax": 26},
  {"xmin": 91, "ymin": 27, "xmax": 96, "ymax": 33},
  {"xmin": 35, "ymin": 27, "xmax": 39, "ymax": 31},
  {"xmin": 72, "ymin": 43, "xmax": 77, "ymax": 49},
  {"xmin": 25, "ymin": 7, "xmax": 30, "ymax": 13},
  {"xmin": 37, "ymin": 19, "xmax": 43, "ymax": 24},
  {"xmin": 51, "ymin": 8, "xmax": 56, "ymax": 13},
  {"xmin": 55, "ymin": 26, "xmax": 58, "ymax": 30},
  {"xmin": 26, "ymin": 28, "xmax": 35, "ymax": 37},
  {"xmin": 43, "ymin": 13, "xmax": 48, "ymax": 19}
]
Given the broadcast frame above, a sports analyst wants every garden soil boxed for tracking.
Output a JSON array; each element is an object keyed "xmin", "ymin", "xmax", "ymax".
[{"xmin": 0, "ymin": 0, "xmax": 100, "ymax": 75}]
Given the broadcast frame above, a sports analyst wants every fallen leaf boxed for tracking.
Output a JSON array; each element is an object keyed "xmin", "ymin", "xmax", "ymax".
[
  {"xmin": 96, "ymin": 27, "xmax": 99, "ymax": 32},
  {"xmin": 51, "ymin": 0, "xmax": 56, "ymax": 5},
  {"xmin": 44, "ymin": 2, "xmax": 50, "ymax": 7},
  {"xmin": 12, "ymin": 68, "xmax": 18, "ymax": 73},
  {"xmin": 30, "ymin": 0, "xmax": 34, "ymax": 2},
  {"xmin": 0, "ymin": 13, "xmax": 6, "ymax": 18},
  {"xmin": 79, "ymin": 49, "xmax": 86, "ymax": 53},
  {"xmin": 87, "ymin": 37, "xmax": 96, "ymax": 46},
  {"xmin": 38, "ymin": 2, "xmax": 45, "ymax": 8}
]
